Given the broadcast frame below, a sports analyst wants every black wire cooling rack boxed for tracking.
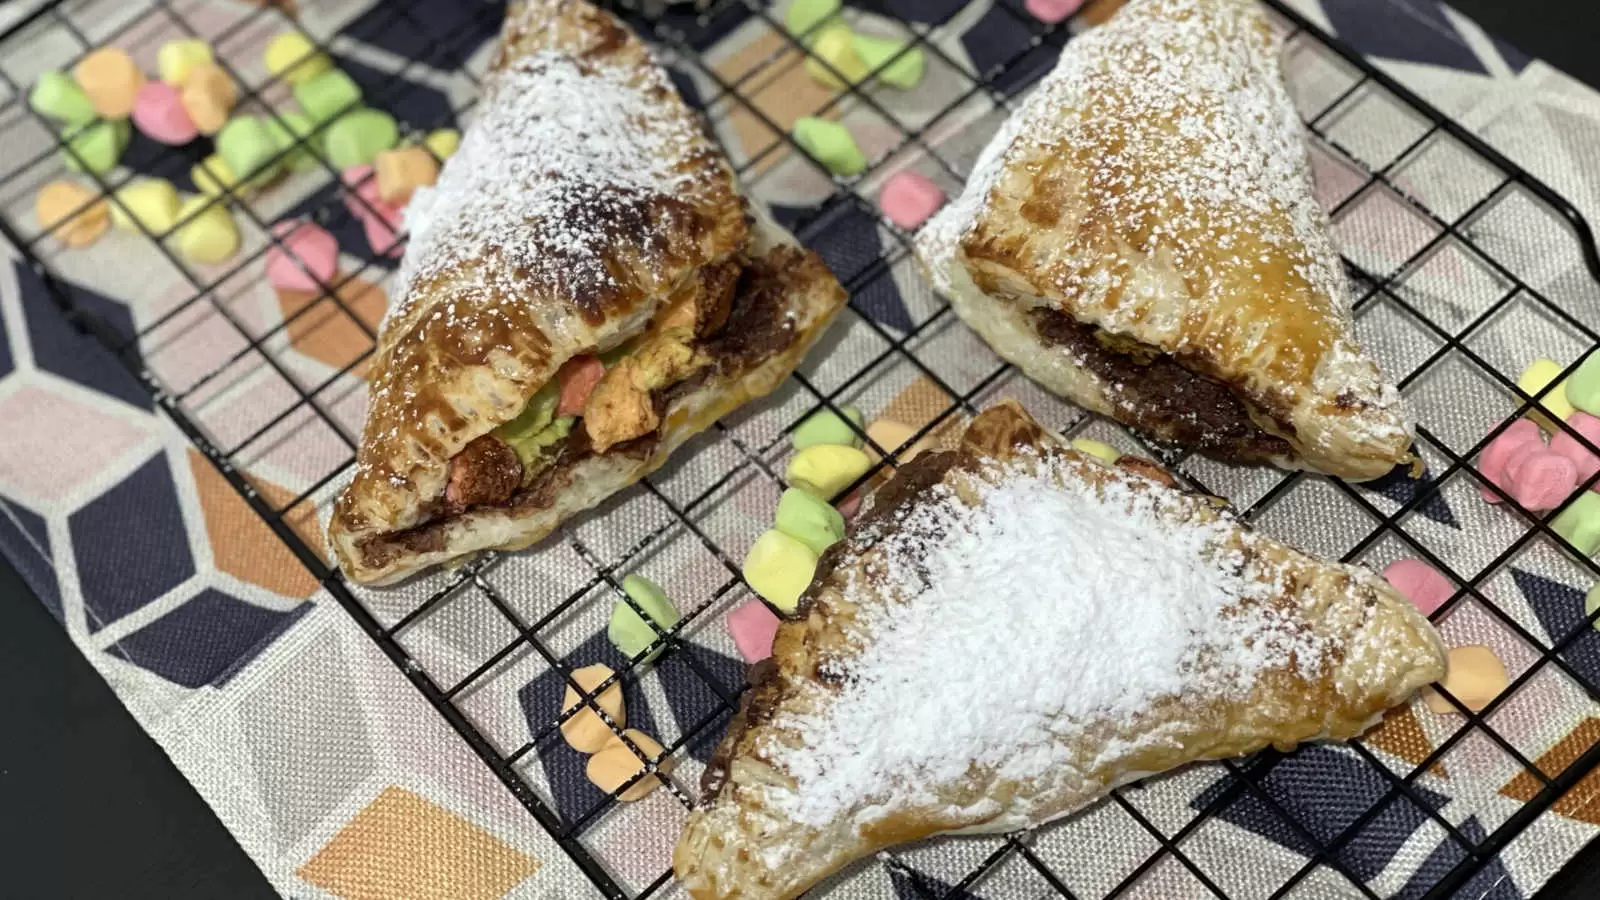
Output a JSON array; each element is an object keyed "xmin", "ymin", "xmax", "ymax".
[{"xmin": 5, "ymin": 0, "xmax": 1600, "ymax": 897}]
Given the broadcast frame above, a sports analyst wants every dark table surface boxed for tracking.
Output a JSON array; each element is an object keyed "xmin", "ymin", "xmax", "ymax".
[{"xmin": 4, "ymin": 1, "xmax": 1600, "ymax": 898}]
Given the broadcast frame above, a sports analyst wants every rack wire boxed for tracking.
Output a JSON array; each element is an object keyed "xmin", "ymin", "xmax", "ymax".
[{"xmin": 4, "ymin": 0, "xmax": 1600, "ymax": 897}]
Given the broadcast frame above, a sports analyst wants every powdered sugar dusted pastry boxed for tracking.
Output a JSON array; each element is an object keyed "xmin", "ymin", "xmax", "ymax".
[
  {"xmin": 329, "ymin": 0, "xmax": 845, "ymax": 583},
  {"xmin": 917, "ymin": 0, "xmax": 1412, "ymax": 480},
  {"xmin": 674, "ymin": 401, "xmax": 1444, "ymax": 899}
]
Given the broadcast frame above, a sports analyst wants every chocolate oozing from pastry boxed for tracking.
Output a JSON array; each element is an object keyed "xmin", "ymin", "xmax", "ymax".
[
  {"xmin": 1030, "ymin": 308, "xmax": 1294, "ymax": 462},
  {"xmin": 444, "ymin": 434, "xmax": 523, "ymax": 508}
]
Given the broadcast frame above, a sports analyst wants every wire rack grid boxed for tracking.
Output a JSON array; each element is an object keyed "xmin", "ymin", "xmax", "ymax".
[{"xmin": 5, "ymin": 0, "xmax": 1600, "ymax": 897}]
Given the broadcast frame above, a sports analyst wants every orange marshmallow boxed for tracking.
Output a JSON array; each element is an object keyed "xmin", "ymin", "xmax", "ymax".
[
  {"xmin": 374, "ymin": 146, "xmax": 440, "ymax": 206},
  {"xmin": 179, "ymin": 62, "xmax": 237, "ymax": 135},
  {"xmin": 72, "ymin": 47, "xmax": 144, "ymax": 119},
  {"xmin": 35, "ymin": 181, "xmax": 109, "ymax": 247}
]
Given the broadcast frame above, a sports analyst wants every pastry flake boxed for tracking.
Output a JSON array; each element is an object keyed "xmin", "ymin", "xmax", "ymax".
[
  {"xmin": 328, "ymin": 0, "xmax": 846, "ymax": 583},
  {"xmin": 674, "ymin": 400, "xmax": 1445, "ymax": 900},
  {"xmin": 917, "ymin": 0, "xmax": 1412, "ymax": 480}
]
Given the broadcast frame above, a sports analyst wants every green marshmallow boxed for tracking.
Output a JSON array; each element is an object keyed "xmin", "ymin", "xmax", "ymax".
[
  {"xmin": 217, "ymin": 116, "xmax": 283, "ymax": 186},
  {"xmin": 325, "ymin": 108, "xmax": 399, "ymax": 170},
  {"xmin": 1565, "ymin": 352, "xmax": 1600, "ymax": 418},
  {"xmin": 793, "ymin": 116, "xmax": 867, "ymax": 177},
  {"xmin": 786, "ymin": 0, "xmax": 841, "ymax": 40},
  {"xmin": 775, "ymin": 487, "xmax": 846, "ymax": 555},
  {"xmin": 1553, "ymin": 492, "xmax": 1600, "ymax": 556},
  {"xmin": 62, "ymin": 120, "xmax": 130, "ymax": 175},
  {"xmin": 30, "ymin": 71, "xmax": 96, "ymax": 127},
  {"xmin": 1587, "ymin": 583, "xmax": 1600, "ymax": 633},
  {"xmin": 792, "ymin": 404, "xmax": 864, "ymax": 450},
  {"xmin": 293, "ymin": 69, "xmax": 362, "ymax": 123},
  {"xmin": 854, "ymin": 34, "xmax": 925, "ymax": 89},
  {"xmin": 267, "ymin": 110, "xmax": 321, "ymax": 172},
  {"xmin": 608, "ymin": 574, "xmax": 682, "ymax": 662}
]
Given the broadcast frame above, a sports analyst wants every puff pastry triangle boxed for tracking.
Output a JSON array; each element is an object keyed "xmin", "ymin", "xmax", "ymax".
[
  {"xmin": 329, "ymin": 0, "xmax": 845, "ymax": 583},
  {"xmin": 917, "ymin": 0, "xmax": 1411, "ymax": 480},
  {"xmin": 674, "ymin": 401, "xmax": 1445, "ymax": 899}
]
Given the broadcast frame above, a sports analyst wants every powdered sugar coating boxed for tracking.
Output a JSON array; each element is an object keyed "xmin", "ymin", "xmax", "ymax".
[{"xmin": 761, "ymin": 454, "xmax": 1326, "ymax": 831}]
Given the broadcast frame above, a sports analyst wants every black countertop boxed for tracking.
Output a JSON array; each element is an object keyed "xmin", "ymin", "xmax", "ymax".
[{"xmin": 4, "ymin": 0, "xmax": 1600, "ymax": 898}]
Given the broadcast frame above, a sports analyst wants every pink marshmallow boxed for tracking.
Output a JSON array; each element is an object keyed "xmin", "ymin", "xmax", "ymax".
[
  {"xmin": 836, "ymin": 489, "xmax": 863, "ymax": 521},
  {"xmin": 1479, "ymin": 420, "xmax": 1545, "ymax": 504},
  {"xmin": 726, "ymin": 600, "xmax": 781, "ymax": 663},
  {"xmin": 264, "ymin": 219, "xmax": 339, "ymax": 293},
  {"xmin": 1382, "ymin": 558, "xmax": 1454, "ymax": 616},
  {"xmin": 130, "ymin": 81, "xmax": 197, "ymax": 146},
  {"xmin": 342, "ymin": 165, "xmax": 404, "ymax": 258},
  {"xmin": 1550, "ymin": 411, "xmax": 1600, "ymax": 485},
  {"xmin": 1025, "ymin": 0, "xmax": 1086, "ymax": 24},
  {"xmin": 1507, "ymin": 449, "xmax": 1577, "ymax": 513},
  {"xmin": 879, "ymin": 171, "xmax": 946, "ymax": 231}
]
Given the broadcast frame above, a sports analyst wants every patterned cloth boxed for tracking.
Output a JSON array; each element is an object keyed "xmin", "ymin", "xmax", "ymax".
[{"xmin": 2, "ymin": 0, "xmax": 1600, "ymax": 897}]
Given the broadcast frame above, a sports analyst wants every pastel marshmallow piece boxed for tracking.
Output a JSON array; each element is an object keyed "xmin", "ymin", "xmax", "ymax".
[
  {"xmin": 1587, "ymin": 583, "xmax": 1600, "ymax": 632},
  {"xmin": 775, "ymin": 487, "xmax": 846, "ymax": 555},
  {"xmin": 191, "ymin": 154, "xmax": 241, "ymax": 197},
  {"xmin": 787, "ymin": 443, "xmax": 873, "ymax": 498},
  {"xmin": 423, "ymin": 128, "xmax": 461, "ymax": 161},
  {"xmin": 110, "ymin": 179, "xmax": 180, "ymax": 234},
  {"xmin": 72, "ymin": 47, "xmax": 144, "ymax": 119},
  {"xmin": 266, "ymin": 111, "xmax": 320, "ymax": 172},
  {"xmin": 1478, "ymin": 418, "xmax": 1543, "ymax": 490},
  {"xmin": 29, "ymin": 71, "xmax": 96, "ymax": 127},
  {"xmin": 608, "ymin": 574, "xmax": 682, "ymax": 662},
  {"xmin": 587, "ymin": 729, "xmax": 673, "ymax": 801},
  {"xmin": 1566, "ymin": 352, "xmax": 1600, "ymax": 418},
  {"xmin": 1381, "ymin": 559, "xmax": 1454, "ymax": 616},
  {"xmin": 853, "ymin": 34, "xmax": 925, "ymax": 89},
  {"xmin": 804, "ymin": 23, "xmax": 869, "ymax": 89},
  {"xmin": 62, "ymin": 119, "xmax": 130, "ymax": 175},
  {"xmin": 726, "ymin": 601, "xmax": 781, "ymax": 663},
  {"xmin": 785, "ymin": 0, "xmax": 841, "ymax": 39},
  {"xmin": 131, "ymin": 81, "xmax": 197, "ymax": 145},
  {"xmin": 1553, "ymin": 492, "xmax": 1600, "ymax": 555},
  {"xmin": 35, "ymin": 181, "xmax": 109, "ymax": 247},
  {"xmin": 835, "ymin": 489, "xmax": 864, "ymax": 521},
  {"xmin": 792, "ymin": 405, "xmax": 864, "ymax": 450},
  {"xmin": 360, "ymin": 202, "xmax": 405, "ymax": 258},
  {"xmin": 157, "ymin": 38, "xmax": 213, "ymax": 85},
  {"xmin": 1424, "ymin": 645, "xmax": 1507, "ymax": 714},
  {"xmin": 879, "ymin": 171, "xmax": 945, "ymax": 230},
  {"xmin": 1025, "ymin": 0, "xmax": 1086, "ymax": 23},
  {"xmin": 1071, "ymin": 437, "xmax": 1122, "ymax": 465},
  {"xmin": 375, "ymin": 146, "xmax": 440, "ymax": 205},
  {"xmin": 180, "ymin": 63, "xmax": 238, "ymax": 135},
  {"xmin": 217, "ymin": 115, "xmax": 285, "ymax": 187},
  {"xmin": 559, "ymin": 663, "xmax": 625, "ymax": 753},
  {"xmin": 742, "ymin": 529, "xmax": 819, "ymax": 614},
  {"xmin": 173, "ymin": 195, "xmax": 240, "ymax": 264},
  {"xmin": 263, "ymin": 31, "xmax": 332, "ymax": 85},
  {"xmin": 294, "ymin": 69, "xmax": 362, "ymax": 123},
  {"xmin": 1507, "ymin": 450, "xmax": 1576, "ymax": 513},
  {"xmin": 1517, "ymin": 358, "xmax": 1575, "ymax": 428},
  {"xmin": 264, "ymin": 219, "xmax": 339, "ymax": 292},
  {"xmin": 325, "ymin": 108, "xmax": 400, "ymax": 170},
  {"xmin": 1549, "ymin": 411, "xmax": 1600, "ymax": 485},
  {"xmin": 865, "ymin": 418, "xmax": 930, "ymax": 463},
  {"xmin": 792, "ymin": 115, "xmax": 867, "ymax": 176}
]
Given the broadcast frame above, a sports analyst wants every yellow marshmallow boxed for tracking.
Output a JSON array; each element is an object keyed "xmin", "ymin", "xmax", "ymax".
[
  {"xmin": 191, "ymin": 153, "xmax": 243, "ymax": 197},
  {"xmin": 559, "ymin": 664, "xmax": 626, "ymax": 753},
  {"xmin": 110, "ymin": 179, "xmax": 181, "ymax": 234},
  {"xmin": 586, "ymin": 729, "xmax": 673, "ymax": 801},
  {"xmin": 173, "ymin": 195, "xmax": 239, "ymax": 264},
  {"xmin": 1071, "ymin": 437, "xmax": 1122, "ymax": 465},
  {"xmin": 803, "ymin": 23, "xmax": 869, "ymax": 89},
  {"xmin": 786, "ymin": 443, "xmax": 873, "ymax": 499},
  {"xmin": 157, "ymin": 38, "xmax": 213, "ymax": 85},
  {"xmin": 423, "ymin": 128, "xmax": 461, "ymax": 161},
  {"xmin": 263, "ymin": 31, "xmax": 332, "ymax": 86},
  {"xmin": 742, "ymin": 530, "xmax": 819, "ymax": 614},
  {"xmin": 1517, "ymin": 358, "xmax": 1575, "ymax": 430},
  {"xmin": 35, "ymin": 181, "xmax": 109, "ymax": 247}
]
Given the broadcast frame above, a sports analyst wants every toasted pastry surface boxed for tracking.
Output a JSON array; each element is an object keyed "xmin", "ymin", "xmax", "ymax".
[
  {"xmin": 918, "ymin": 0, "xmax": 1411, "ymax": 480},
  {"xmin": 330, "ymin": 0, "xmax": 746, "ymax": 565},
  {"xmin": 673, "ymin": 401, "xmax": 1445, "ymax": 900}
]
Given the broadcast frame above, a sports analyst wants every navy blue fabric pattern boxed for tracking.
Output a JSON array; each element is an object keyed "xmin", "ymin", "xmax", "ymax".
[
  {"xmin": 1395, "ymin": 816, "xmax": 1521, "ymax": 899},
  {"xmin": 885, "ymin": 857, "xmax": 982, "ymax": 900},
  {"xmin": 1359, "ymin": 465, "xmax": 1459, "ymax": 528},
  {"xmin": 122, "ymin": 130, "xmax": 214, "ymax": 195},
  {"xmin": 1492, "ymin": 36, "xmax": 1532, "ymax": 74},
  {"xmin": 340, "ymin": 0, "xmax": 500, "ymax": 72},
  {"xmin": 774, "ymin": 200, "xmax": 917, "ymax": 330},
  {"xmin": 335, "ymin": 54, "xmax": 459, "ymax": 134},
  {"xmin": 656, "ymin": 644, "xmax": 745, "ymax": 758},
  {"xmin": 0, "ymin": 497, "xmax": 62, "ymax": 622},
  {"xmin": 14, "ymin": 260, "xmax": 151, "ymax": 411},
  {"xmin": 70, "ymin": 453, "xmax": 194, "ymax": 632},
  {"xmin": 1195, "ymin": 746, "xmax": 1449, "ymax": 880},
  {"xmin": 0, "ymin": 281, "xmax": 11, "ymax": 380},
  {"xmin": 1510, "ymin": 568, "xmax": 1600, "ymax": 690},
  {"xmin": 631, "ymin": 3, "xmax": 761, "ymax": 52},
  {"xmin": 107, "ymin": 589, "xmax": 309, "ymax": 688},
  {"xmin": 1322, "ymin": 0, "xmax": 1486, "ymax": 74},
  {"xmin": 850, "ymin": 0, "xmax": 971, "ymax": 26},
  {"xmin": 960, "ymin": 4, "xmax": 1063, "ymax": 97}
]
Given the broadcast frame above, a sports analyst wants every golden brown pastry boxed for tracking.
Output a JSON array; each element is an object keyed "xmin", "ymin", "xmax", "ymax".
[
  {"xmin": 917, "ymin": 0, "xmax": 1412, "ymax": 480},
  {"xmin": 674, "ymin": 401, "xmax": 1445, "ymax": 900},
  {"xmin": 329, "ymin": 0, "xmax": 846, "ymax": 584}
]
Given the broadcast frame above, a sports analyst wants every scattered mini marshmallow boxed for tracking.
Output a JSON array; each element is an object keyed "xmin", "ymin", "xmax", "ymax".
[
  {"xmin": 131, "ymin": 81, "xmax": 198, "ymax": 145},
  {"xmin": 559, "ymin": 664, "xmax": 626, "ymax": 753},
  {"xmin": 173, "ymin": 195, "xmax": 239, "ymax": 264},
  {"xmin": 1517, "ymin": 358, "xmax": 1575, "ymax": 430},
  {"xmin": 1424, "ymin": 645, "xmax": 1507, "ymax": 714},
  {"xmin": 72, "ymin": 47, "xmax": 143, "ymax": 119},
  {"xmin": 1507, "ymin": 450, "xmax": 1576, "ymax": 513},
  {"xmin": 1554, "ymin": 493, "xmax": 1600, "ymax": 556},
  {"xmin": 1025, "ymin": 0, "xmax": 1086, "ymax": 24},
  {"xmin": 1381, "ymin": 558, "xmax": 1454, "ymax": 616},
  {"xmin": 264, "ymin": 31, "xmax": 333, "ymax": 86},
  {"xmin": 264, "ymin": 219, "xmax": 339, "ymax": 293},
  {"xmin": 110, "ymin": 179, "xmax": 181, "ymax": 234},
  {"xmin": 792, "ymin": 115, "xmax": 867, "ymax": 176},
  {"xmin": 787, "ymin": 443, "xmax": 873, "ymax": 498},
  {"xmin": 157, "ymin": 38, "xmax": 213, "ymax": 85},
  {"xmin": 1478, "ymin": 419, "xmax": 1544, "ymax": 503},
  {"xmin": 726, "ymin": 600, "xmax": 781, "ymax": 663},
  {"xmin": 587, "ymin": 729, "xmax": 673, "ymax": 801},
  {"xmin": 742, "ymin": 529, "xmax": 819, "ymax": 614},
  {"xmin": 775, "ymin": 487, "xmax": 846, "ymax": 555},
  {"xmin": 35, "ymin": 181, "xmax": 109, "ymax": 247},
  {"xmin": 1567, "ymin": 353, "xmax": 1600, "ymax": 418},
  {"xmin": 179, "ymin": 62, "xmax": 237, "ymax": 135},
  {"xmin": 879, "ymin": 170, "xmax": 945, "ymax": 230},
  {"xmin": 29, "ymin": 71, "xmax": 96, "ymax": 127},
  {"xmin": 608, "ymin": 574, "xmax": 682, "ymax": 662}
]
